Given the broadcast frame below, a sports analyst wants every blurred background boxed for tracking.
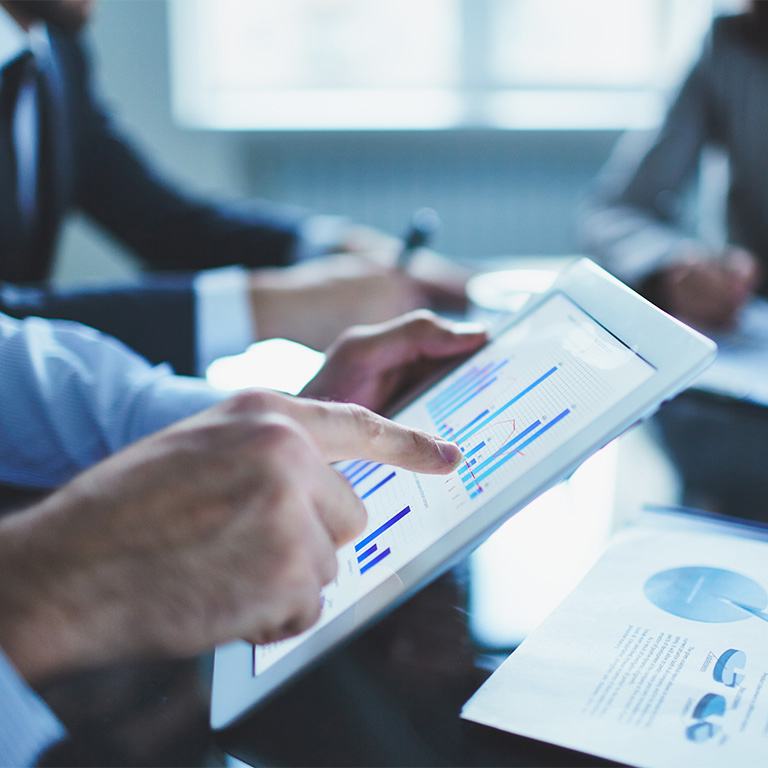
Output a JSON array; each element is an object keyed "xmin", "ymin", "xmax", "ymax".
[{"xmin": 54, "ymin": 0, "xmax": 743, "ymax": 284}]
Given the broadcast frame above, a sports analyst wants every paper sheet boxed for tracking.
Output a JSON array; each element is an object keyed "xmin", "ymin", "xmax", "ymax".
[{"xmin": 461, "ymin": 528, "xmax": 768, "ymax": 768}]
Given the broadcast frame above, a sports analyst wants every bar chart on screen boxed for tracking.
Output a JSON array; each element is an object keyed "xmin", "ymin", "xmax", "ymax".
[
  {"xmin": 426, "ymin": 349, "xmax": 605, "ymax": 507},
  {"xmin": 252, "ymin": 293, "xmax": 657, "ymax": 676}
]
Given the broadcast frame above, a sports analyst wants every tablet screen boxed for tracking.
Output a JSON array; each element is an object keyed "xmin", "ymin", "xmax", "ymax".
[{"xmin": 251, "ymin": 292, "xmax": 656, "ymax": 675}]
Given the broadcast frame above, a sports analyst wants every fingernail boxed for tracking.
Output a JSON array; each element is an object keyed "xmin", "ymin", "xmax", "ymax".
[
  {"xmin": 438, "ymin": 441, "xmax": 463, "ymax": 465},
  {"xmin": 454, "ymin": 322, "xmax": 489, "ymax": 335}
]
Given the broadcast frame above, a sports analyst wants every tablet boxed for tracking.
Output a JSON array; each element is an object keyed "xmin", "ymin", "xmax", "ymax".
[{"xmin": 211, "ymin": 258, "xmax": 716, "ymax": 730}]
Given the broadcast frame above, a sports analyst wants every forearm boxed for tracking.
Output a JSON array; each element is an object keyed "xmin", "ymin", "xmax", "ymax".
[{"xmin": 578, "ymin": 201, "xmax": 700, "ymax": 287}]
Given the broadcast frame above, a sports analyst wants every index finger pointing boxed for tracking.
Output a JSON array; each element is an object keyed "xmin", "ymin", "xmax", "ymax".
[{"xmin": 291, "ymin": 399, "xmax": 462, "ymax": 474}]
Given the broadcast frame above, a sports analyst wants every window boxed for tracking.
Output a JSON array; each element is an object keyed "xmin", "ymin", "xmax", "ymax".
[{"xmin": 169, "ymin": 0, "xmax": 744, "ymax": 131}]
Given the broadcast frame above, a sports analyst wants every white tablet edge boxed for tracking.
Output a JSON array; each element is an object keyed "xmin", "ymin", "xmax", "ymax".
[{"xmin": 211, "ymin": 258, "xmax": 716, "ymax": 730}]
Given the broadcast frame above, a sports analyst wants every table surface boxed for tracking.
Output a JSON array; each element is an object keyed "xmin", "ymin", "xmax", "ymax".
[{"xmin": 35, "ymin": 367, "xmax": 768, "ymax": 767}]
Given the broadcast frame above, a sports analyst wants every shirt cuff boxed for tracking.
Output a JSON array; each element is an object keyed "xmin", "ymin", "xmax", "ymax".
[
  {"xmin": 194, "ymin": 266, "xmax": 255, "ymax": 376},
  {"xmin": 0, "ymin": 651, "xmax": 66, "ymax": 767},
  {"xmin": 293, "ymin": 214, "xmax": 350, "ymax": 261}
]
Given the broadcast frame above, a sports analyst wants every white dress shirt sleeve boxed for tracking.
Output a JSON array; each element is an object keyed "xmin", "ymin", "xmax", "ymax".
[
  {"xmin": 193, "ymin": 216, "xmax": 349, "ymax": 375},
  {"xmin": 0, "ymin": 650, "xmax": 65, "ymax": 768},
  {"xmin": 0, "ymin": 312, "xmax": 229, "ymax": 489},
  {"xmin": 193, "ymin": 265, "xmax": 254, "ymax": 375}
]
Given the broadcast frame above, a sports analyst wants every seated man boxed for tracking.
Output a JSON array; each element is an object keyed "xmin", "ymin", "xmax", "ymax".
[
  {"xmin": 578, "ymin": 4, "xmax": 768, "ymax": 519},
  {"xmin": 578, "ymin": 5, "xmax": 767, "ymax": 331},
  {"xmin": 0, "ymin": 0, "xmax": 468, "ymax": 375},
  {"xmin": 0, "ymin": 307, "xmax": 487, "ymax": 766}
]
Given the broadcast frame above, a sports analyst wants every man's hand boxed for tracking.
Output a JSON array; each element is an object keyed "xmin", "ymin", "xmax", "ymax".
[
  {"xmin": 300, "ymin": 311, "xmax": 489, "ymax": 413},
  {"xmin": 655, "ymin": 247, "xmax": 760, "ymax": 330},
  {"xmin": 0, "ymin": 390, "xmax": 463, "ymax": 684},
  {"xmin": 249, "ymin": 250, "xmax": 471, "ymax": 351}
]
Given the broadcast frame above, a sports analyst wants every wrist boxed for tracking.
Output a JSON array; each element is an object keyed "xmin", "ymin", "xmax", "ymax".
[
  {"xmin": 0, "ymin": 506, "xmax": 68, "ymax": 683},
  {"xmin": 0, "ymin": 488, "xmax": 111, "ymax": 684}
]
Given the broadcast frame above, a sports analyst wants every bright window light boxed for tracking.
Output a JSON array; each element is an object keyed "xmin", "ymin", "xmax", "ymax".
[{"xmin": 170, "ymin": 0, "xmax": 745, "ymax": 131}]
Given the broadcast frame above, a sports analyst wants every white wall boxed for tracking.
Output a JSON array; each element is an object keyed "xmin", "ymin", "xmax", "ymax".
[{"xmin": 54, "ymin": 0, "xmax": 623, "ymax": 283}]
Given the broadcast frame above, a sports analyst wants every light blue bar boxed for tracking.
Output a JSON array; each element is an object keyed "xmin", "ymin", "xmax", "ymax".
[
  {"xmin": 461, "ymin": 420, "xmax": 540, "ymax": 479},
  {"xmin": 457, "ymin": 366, "xmax": 558, "ymax": 446},
  {"xmin": 346, "ymin": 461, "xmax": 373, "ymax": 483},
  {"xmin": 437, "ymin": 377, "xmax": 498, "ymax": 422},
  {"xmin": 470, "ymin": 409, "xmax": 570, "ymax": 487},
  {"xmin": 427, "ymin": 364, "xmax": 485, "ymax": 412},
  {"xmin": 464, "ymin": 441, "xmax": 486, "ymax": 459},
  {"xmin": 461, "ymin": 458, "xmax": 476, "ymax": 470},
  {"xmin": 451, "ymin": 409, "xmax": 490, "ymax": 442},
  {"xmin": 431, "ymin": 360, "xmax": 508, "ymax": 419},
  {"xmin": 339, "ymin": 459, "xmax": 366, "ymax": 478}
]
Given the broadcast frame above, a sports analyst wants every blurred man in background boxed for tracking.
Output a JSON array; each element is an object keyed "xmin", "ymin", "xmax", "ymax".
[{"xmin": 0, "ymin": 0, "xmax": 467, "ymax": 376}]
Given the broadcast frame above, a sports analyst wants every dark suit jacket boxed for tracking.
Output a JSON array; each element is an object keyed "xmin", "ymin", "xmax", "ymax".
[{"xmin": 0, "ymin": 27, "xmax": 305, "ymax": 375}]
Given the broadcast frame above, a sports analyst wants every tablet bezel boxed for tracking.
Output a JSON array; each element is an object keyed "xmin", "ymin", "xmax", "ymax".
[{"xmin": 211, "ymin": 258, "xmax": 716, "ymax": 730}]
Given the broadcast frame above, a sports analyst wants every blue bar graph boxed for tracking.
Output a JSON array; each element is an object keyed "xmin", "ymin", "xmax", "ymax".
[
  {"xmin": 351, "ymin": 463, "xmax": 383, "ymax": 488},
  {"xmin": 460, "ymin": 458, "xmax": 477, "ymax": 471},
  {"xmin": 468, "ymin": 409, "xmax": 571, "ymax": 497},
  {"xmin": 427, "ymin": 364, "xmax": 488, "ymax": 413},
  {"xmin": 346, "ymin": 461, "xmax": 374, "ymax": 483},
  {"xmin": 339, "ymin": 459, "xmax": 366, "ymax": 478},
  {"xmin": 360, "ymin": 470, "xmax": 396, "ymax": 500},
  {"xmin": 431, "ymin": 360, "xmax": 509, "ymax": 419},
  {"xmin": 463, "ymin": 440, "xmax": 486, "ymax": 459},
  {"xmin": 357, "ymin": 544, "xmax": 377, "ymax": 563},
  {"xmin": 359, "ymin": 547, "xmax": 392, "ymax": 574},
  {"xmin": 460, "ymin": 420, "xmax": 540, "ymax": 479},
  {"xmin": 355, "ymin": 505, "xmax": 411, "ymax": 552},
  {"xmin": 451, "ymin": 409, "xmax": 490, "ymax": 442},
  {"xmin": 457, "ymin": 366, "xmax": 558, "ymax": 445},
  {"xmin": 435, "ymin": 377, "xmax": 499, "ymax": 422}
]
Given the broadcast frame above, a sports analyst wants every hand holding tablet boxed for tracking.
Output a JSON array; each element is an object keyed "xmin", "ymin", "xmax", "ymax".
[{"xmin": 212, "ymin": 259, "xmax": 716, "ymax": 730}]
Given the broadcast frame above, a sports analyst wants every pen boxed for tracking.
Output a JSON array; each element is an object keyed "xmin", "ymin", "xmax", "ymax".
[{"xmin": 396, "ymin": 207, "xmax": 441, "ymax": 270}]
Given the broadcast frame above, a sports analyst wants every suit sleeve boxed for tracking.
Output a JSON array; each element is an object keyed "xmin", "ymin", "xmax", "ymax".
[
  {"xmin": 0, "ymin": 275, "xmax": 199, "ymax": 375},
  {"xmin": 63, "ymin": 35, "xmax": 307, "ymax": 272},
  {"xmin": 577, "ymin": 27, "xmax": 722, "ymax": 287}
]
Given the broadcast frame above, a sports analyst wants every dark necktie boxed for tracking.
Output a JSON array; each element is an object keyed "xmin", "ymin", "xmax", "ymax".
[{"xmin": 0, "ymin": 51, "xmax": 49, "ymax": 281}]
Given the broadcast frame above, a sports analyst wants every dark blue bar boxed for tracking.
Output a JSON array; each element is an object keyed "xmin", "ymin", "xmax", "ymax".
[
  {"xmin": 360, "ymin": 470, "xmax": 396, "ymax": 500},
  {"xmin": 359, "ymin": 547, "xmax": 392, "ymax": 574},
  {"xmin": 457, "ymin": 366, "xmax": 558, "ymax": 445},
  {"xmin": 357, "ymin": 544, "xmax": 378, "ymax": 563},
  {"xmin": 355, "ymin": 505, "xmax": 411, "ymax": 551},
  {"xmin": 451, "ymin": 409, "xmax": 490, "ymax": 441},
  {"xmin": 351, "ymin": 462, "xmax": 382, "ymax": 488}
]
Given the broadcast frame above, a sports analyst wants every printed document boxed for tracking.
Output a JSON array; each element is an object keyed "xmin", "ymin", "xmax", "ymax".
[{"xmin": 461, "ymin": 528, "xmax": 768, "ymax": 768}]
